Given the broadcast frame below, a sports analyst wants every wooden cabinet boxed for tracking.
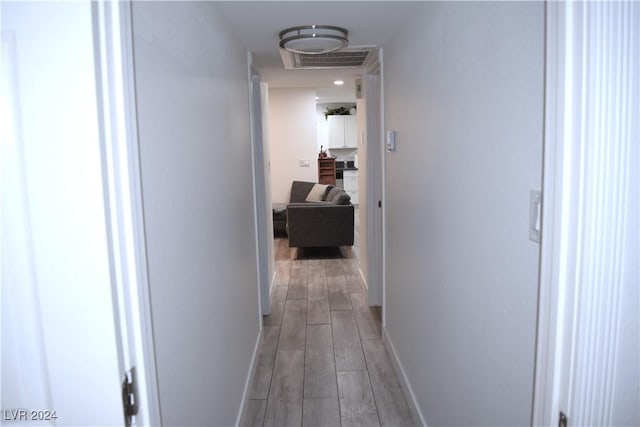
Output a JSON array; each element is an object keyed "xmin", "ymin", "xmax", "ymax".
[
  {"xmin": 328, "ymin": 115, "xmax": 357, "ymax": 149},
  {"xmin": 318, "ymin": 158, "xmax": 336, "ymax": 185},
  {"xmin": 343, "ymin": 170, "xmax": 358, "ymax": 204}
]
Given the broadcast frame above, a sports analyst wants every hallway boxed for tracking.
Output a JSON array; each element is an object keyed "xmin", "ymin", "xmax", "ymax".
[{"xmin": 244, "ymin": 240, "xmax": 414, "ymax": 426}]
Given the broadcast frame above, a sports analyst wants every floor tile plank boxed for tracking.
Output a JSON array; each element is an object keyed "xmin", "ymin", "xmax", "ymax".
[
  {"xmin": 279, "ymin": 299, "xmax": 307, "ymax": 350},
  {"xmin": 307, "ymin": 282, "xmax": 330, "ymax": 325},
  {"xmin": 249, "ymin": 326, "xmax": 280, "ymax": 399},
  {"xmin": 331, "ymin": 310, "xmax": 366, "ymax": 371},
  {"xmin": 327, "ymin": 273, "xmax": 352, "ymax": 311},
  {"xmin": 304, "ymin": 324, "xmax": 338, "ymax": 398},
  {"xmin": 345, "ymin": 271, "xmax": 365, "ymax": 293},
  {"xmin": 351, "ymin": 293, "xmax": 382, "ymax": 340},
  {"xmin": 337, "ymin": 370, "xmax": 380, "ymax": 427},
  {"xmin": 362, "ymin": 340, "xmax": 415, "ymax": 426},
  {"xmin": 264, "ymin": 349, "xmax": 305, "ymax": 427},
  {"xmin": 244, "ymin": 399, "xmax": 267, "ymax": 427},
  {"xmin": 303, "ymin": 398, "xmax": 341, "ymax": 427},
  {"xmin": 308, "ymin": 265, "xmax": 327, "ymax": 287},
  {"xmin": 287, "ymin": 264, "xmax": 309, "ymax": 300},
  {"xmin": 264, "ymin": 285, "xmax": 288, "ymax": 327},
  {"xmin": 275, "ymin": 260, "xmax": 292, "ymax": 286}
]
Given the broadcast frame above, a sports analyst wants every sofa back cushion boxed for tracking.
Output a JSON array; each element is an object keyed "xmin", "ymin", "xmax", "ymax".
[
  {"xmin": 290, "ymin": 181, "xmax": 316, "ymax": 203},
  {"xmin": 326, "ymin": 187, "xmax": 351, "ymax": 205},
  {"xmin": 305, "ymin": 183, "xmax": 330, "ymax": 202}
]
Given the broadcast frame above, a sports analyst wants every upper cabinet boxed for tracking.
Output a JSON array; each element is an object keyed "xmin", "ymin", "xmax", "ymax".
[{"xmin": 328, "ymin": 115, "xmax": 357, "ymax": 149}]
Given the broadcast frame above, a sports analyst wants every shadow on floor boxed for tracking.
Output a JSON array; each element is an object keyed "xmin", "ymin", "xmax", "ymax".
[{"xmin": 294, "ymin": 246, "xmax": 344, "ymax": 259}]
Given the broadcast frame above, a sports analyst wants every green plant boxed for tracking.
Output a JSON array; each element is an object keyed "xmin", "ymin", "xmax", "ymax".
[{"xmin": 324, "ymin": 106, "xmax": 355, "ymax": 119}]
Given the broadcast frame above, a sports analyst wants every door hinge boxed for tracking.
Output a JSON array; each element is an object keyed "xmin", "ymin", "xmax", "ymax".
[
  {"xmin": 122, "ymin": 367, "xmax": 139, "ymax": 427},
  {"xmin": 559, "ymin": 411, "xmax": 568, "ymax": 427},
  {"xmin": 378, "ymin": 200, "xmax": 382, "ymax": 208}
]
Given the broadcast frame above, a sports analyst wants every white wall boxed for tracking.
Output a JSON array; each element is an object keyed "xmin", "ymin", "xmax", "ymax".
[
  {"xmin": 268, "ymin": 88, "xmax": 318, "ymax": 203},
  {"xmin": 383, "ymin": 2, "xmax": 543, "ymax": 425},
  {"xmin": 131, "ymin": 3, "xmax": 259, "ymax": 425},
  {"xmin": 1, "ymin": 2, "xmax": 122, "ymax": 425}
]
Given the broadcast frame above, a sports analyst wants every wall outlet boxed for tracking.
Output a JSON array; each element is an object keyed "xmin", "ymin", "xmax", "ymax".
[{"xmin": 299, "ymin": 160, "xmax": 310, "ymax": 167}]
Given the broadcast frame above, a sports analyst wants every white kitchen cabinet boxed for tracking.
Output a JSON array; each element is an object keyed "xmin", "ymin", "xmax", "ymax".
[
  {"xmin": 343, "ymin": 170, "xmax": 358, "ymax": 204},
  {"xmin": 328, "ymin": 115, "xmax": 357, "ymax": 149}
]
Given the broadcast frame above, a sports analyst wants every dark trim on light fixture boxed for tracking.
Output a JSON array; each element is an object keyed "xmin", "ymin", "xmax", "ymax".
[{"xmin": 279, "ymin": 25, "xmax": 348, "ymax": 55}]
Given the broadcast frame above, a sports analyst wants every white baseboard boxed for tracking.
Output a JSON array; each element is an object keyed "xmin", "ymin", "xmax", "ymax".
[
  {"xmin": 270, "ymin": 270, "xmax": 277, "ymax": 295},
  {"xmin": 235, "ymin": 329, "xmax": 263, "ymax": 427},
  {"xmin": 359, "ymin": 266, "xmax": 368, "ymax": 291},
  {"xmin": 383, "ymin": 327, "xmax": 427, "ymax": 427}
]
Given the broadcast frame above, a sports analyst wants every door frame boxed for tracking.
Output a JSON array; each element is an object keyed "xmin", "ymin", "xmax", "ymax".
[
  {"xmin": 363, "ymin": 49, "xmax": 385, "ymax": 316},
  {"xmin": 92, "ymin": 1, "xmax": 161, "ymax": 424},
  {"xmin": 247, "ymin": 53, "xmax": 272, "ymax": 321}
]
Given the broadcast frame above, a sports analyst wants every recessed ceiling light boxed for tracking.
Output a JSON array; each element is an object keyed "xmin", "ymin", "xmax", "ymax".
[{"xmin": 334, "ymin": 80, "xmax": 344, "ymax": 86}]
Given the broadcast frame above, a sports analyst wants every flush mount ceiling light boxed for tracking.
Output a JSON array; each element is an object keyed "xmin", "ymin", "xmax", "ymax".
[{"xmin": 279, "ymin": 25, "xmax": 348, "ymax": 55}]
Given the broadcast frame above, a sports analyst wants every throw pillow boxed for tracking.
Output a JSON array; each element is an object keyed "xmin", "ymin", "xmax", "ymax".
[
  {"xmin": 325, "ymin": 187, "xmax": 342, "ymax": 203},
  {"xmin": 305, "ymin": 184, "xmax": 328, "ymax": 202},
  {"xmin": 322, "ymin": 185, "xmax": 335, "ymax": 201},
  {"xmin": 335, "ymin": 193, "xmax": 351, "ymax": 205}
]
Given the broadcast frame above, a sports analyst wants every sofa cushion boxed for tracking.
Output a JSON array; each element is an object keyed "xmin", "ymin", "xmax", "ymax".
[
  {"xmin": 322, "ymin": 185, "xmax": 334, "ymax": 201},
  {"xmin": 325, "ymin": 186, "xmax": 342, "ymax": 203},
  {"xmin": 334, "ymin": 192, "xmax": 351, "ymax": 205},
  {"xmin": 290, "ymin": 181, "xmax": 317, "ymax": 203},
  {"xmin": 325, "ymin": 187, "xmax": 351, "ymax": 205},
  {"xmin": 305, "ymin": 183, "xmax": 329, "ymax": 202}
]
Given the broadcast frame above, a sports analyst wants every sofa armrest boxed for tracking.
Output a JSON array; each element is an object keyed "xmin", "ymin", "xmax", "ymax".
[{"xmin": 287, "ymin": 203, "xmax": 354, "ymax": 247}]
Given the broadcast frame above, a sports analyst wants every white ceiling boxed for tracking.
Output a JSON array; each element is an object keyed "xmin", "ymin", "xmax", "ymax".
[{"xmin": 213, "ymin": 1, "xmax": 419, "ymax": 101}]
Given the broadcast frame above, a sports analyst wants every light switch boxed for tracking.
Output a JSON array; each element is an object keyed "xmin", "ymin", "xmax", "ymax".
[{"xmin": 299, "ymin": 160, "xmax": 310, "ymax": 167}]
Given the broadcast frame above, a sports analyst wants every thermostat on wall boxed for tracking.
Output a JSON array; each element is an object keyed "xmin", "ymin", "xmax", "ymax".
[
  {"xmin": 386, "ymin": 130, "xmax": 396, "ymax": 152},
  {"xmin": 355, "ymin": 77, "xmax": 363, "ymax": 99}
]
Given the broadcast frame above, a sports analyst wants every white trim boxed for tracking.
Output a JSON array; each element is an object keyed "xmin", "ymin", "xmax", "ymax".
[
  {"xmin": 378, "ymin": 48, "xmax": 387, "ymax": 327},
  {"xmin": 91, "ymin": 1, "xmax": 161, "ymax": 425},
  {"xmin": 235, "ymin": 328, "xmax": 263, "ymax": 427},
  {"xmin": 363, "ymin": 48, "xmax": 384, "ymax": 309},
  {"xmin": 383, "ymin": 328, "xmax": 426, "ymax": 427},
  {"xmin": 270, "ymin": 270, "xmax": 278, "ymax": 295},
  {"xmin": 359, "ymin": 267, "xmax": 368, "ymax": 291},
  {"xmin": 247, "ymin": 53, "xmax": 270, "ymax": 321},
  {"xmin": 533, "ymin": 2, "xmax": 564, "ymax": 424}
]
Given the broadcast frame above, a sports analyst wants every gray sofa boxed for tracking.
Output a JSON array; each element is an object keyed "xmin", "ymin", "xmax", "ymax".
[{"xmin": 287, "ymin": 181, "xmax": 354, "ymax": 248}]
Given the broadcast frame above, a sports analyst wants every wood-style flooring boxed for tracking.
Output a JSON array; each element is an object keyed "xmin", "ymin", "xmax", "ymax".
[{"xmin": 244, "ymin": 239, "xmax": 415, "ymax": 427}]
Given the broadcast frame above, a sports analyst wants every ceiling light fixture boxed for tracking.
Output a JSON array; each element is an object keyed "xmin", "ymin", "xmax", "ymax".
[
  {"xmin": 279, "ymin": 25, "xmax": 348, "ymax": 55},
  {"xmin": 334, "ymin": 80, "xmax": 344, "ymax": 86}
]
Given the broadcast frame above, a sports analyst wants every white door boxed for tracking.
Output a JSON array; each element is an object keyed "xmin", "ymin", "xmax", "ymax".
[
  {"xmin": 533, "ymin": 2, "xmax": 640, "ymax": 425},
  {"xmin": 1, "ymin": 2, "xmax": 123, "ymax": 425},
  {"xmin": 2, "ymin": 2, "xmax": 159, "ymax": 425}
]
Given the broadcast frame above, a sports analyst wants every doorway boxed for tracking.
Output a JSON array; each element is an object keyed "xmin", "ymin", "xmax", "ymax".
[{"xmin": 251, "ymin": 52, "xmax": 385, "ymax": 322}]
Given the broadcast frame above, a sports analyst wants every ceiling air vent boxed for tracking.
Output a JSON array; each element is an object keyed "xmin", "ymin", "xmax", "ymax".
[{"xmin": 280, "ymin": 46, "xmax": 375, "ymax": 69}]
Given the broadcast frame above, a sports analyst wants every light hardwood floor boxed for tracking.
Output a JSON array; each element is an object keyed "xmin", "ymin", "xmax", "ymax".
[{"xmin": 244, "ymin": 239, "xmax": 414, "ymax": 427}]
